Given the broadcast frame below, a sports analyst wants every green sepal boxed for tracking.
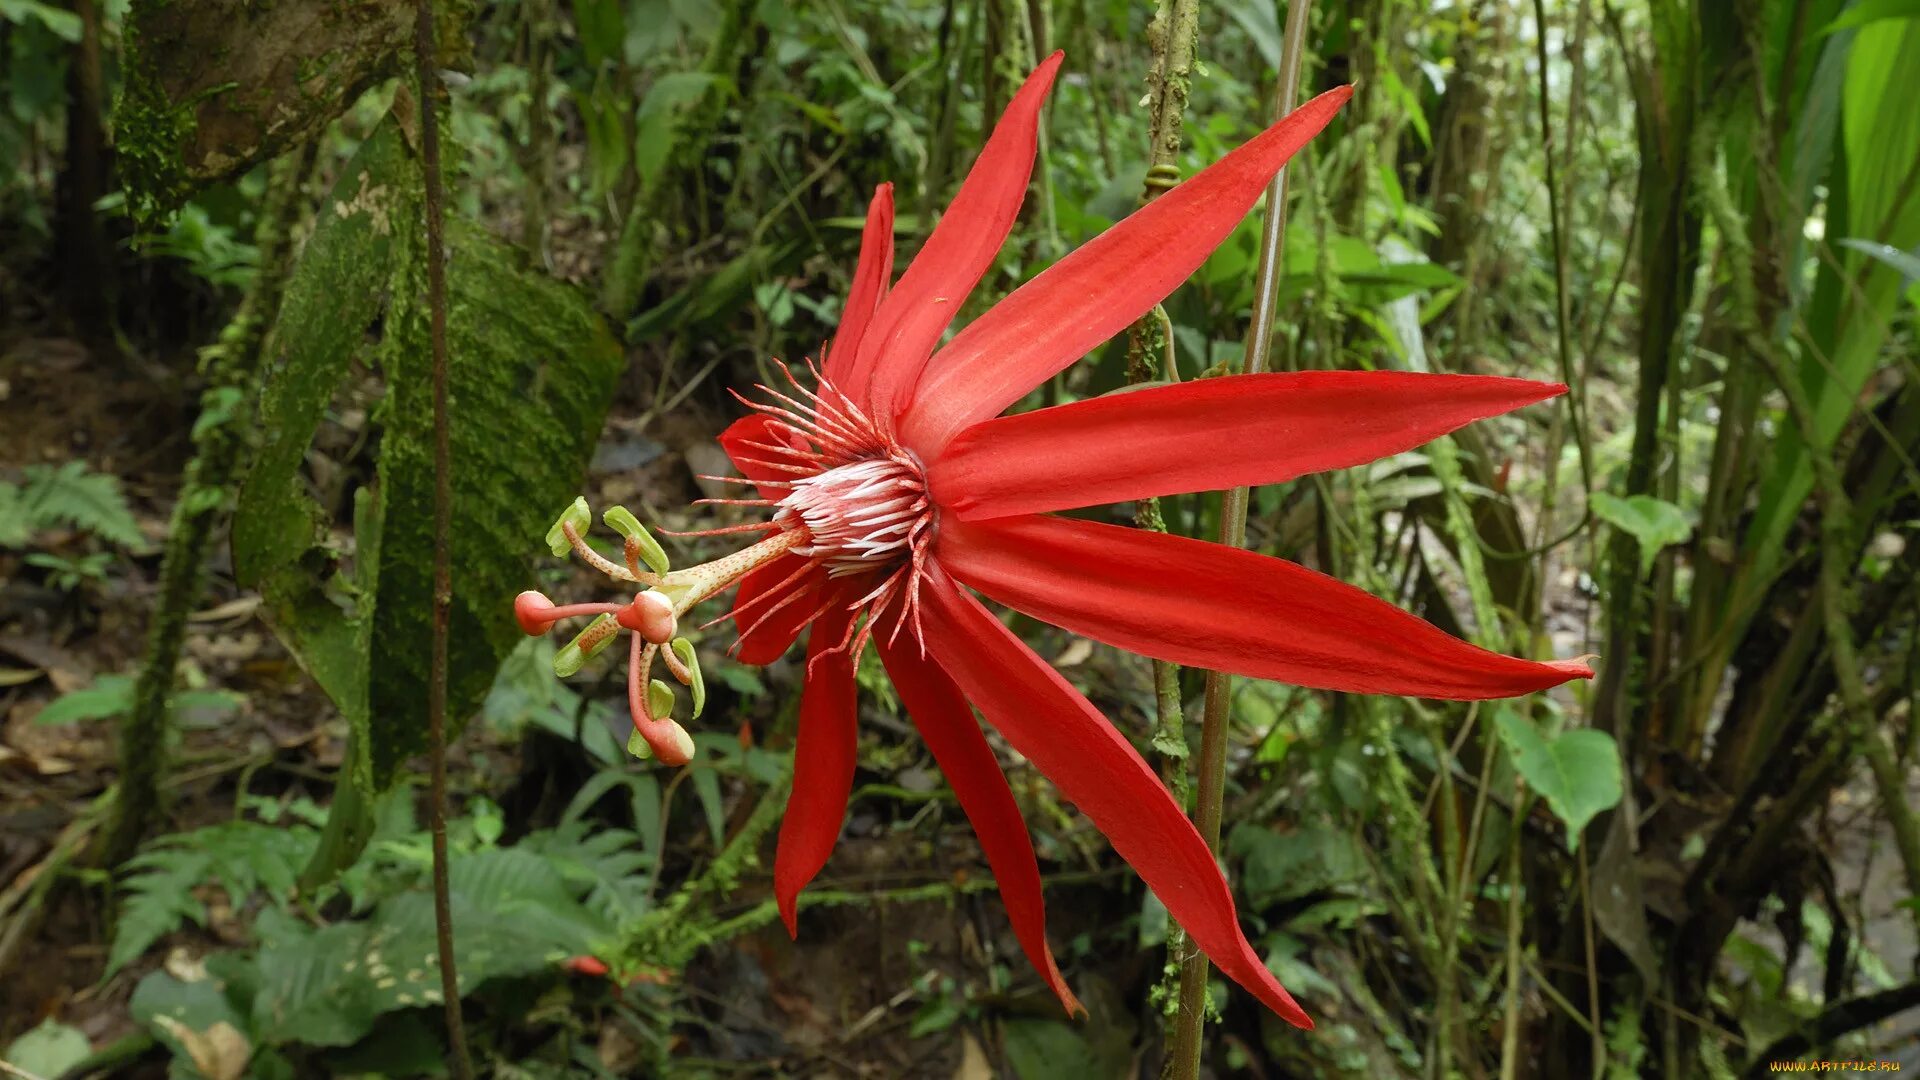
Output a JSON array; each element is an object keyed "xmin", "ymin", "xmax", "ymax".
[
  {"xmin": 545, "ymin": 496, "xmax": 592, "ymax": 557},
  {"xmin": 647, "ymin": 679, "xmax": 677, "ymax": 721},
  {"xmin": 626, "ymin": 727, "xmax": 654, "ymax": 759},
  {"xmin": 553, "ymin": 613, "xmax": 617, "ymax": 676},
  {"xmin": 604, "ymin": 506, "xmax": 671, "ymax": 575},
  {"xmin": 671, "ymin": 638, "xmax": 705, "ymax": 718}
]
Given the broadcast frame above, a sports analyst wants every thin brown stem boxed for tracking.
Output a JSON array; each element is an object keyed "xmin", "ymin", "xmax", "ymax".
[
  {"xmin": 1172, "ymin": 0, "xmax": 1312, "ymax": 1074},
  {"xmin": 413, "ymin": 3, "xmax": 473, "ymax": 1076}
]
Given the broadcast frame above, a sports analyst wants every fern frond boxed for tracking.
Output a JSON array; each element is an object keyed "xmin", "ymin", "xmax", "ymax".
[
  {"xmin": 14, "ymin": 462, "xmax": 146, "ymax": 550},
  {"xmin": 108, "ymin": 820, "xmax": 320, "ymax": 975}
]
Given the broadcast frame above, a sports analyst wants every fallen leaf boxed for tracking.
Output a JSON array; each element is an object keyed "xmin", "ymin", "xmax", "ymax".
[
  {"xmin": 152, "ymin": 1017, "xmax": 250, "ymax": 1080},
  {"xmin": 953, "ymin": 1033, "xmax": 993, "ymax": 1080},
  {"xmin": 188, "ymin": 596, "xmax": 262, "ymax": 623}
]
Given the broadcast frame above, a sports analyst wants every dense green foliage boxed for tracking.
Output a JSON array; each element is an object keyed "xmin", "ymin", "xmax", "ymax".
[{"xmin": 1, "ymin": 0, "xmax": 1916, "ymax": 1076}]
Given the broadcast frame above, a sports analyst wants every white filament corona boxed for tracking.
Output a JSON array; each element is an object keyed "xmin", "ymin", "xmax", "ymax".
[{"xmin": 775, "ymin": 454, "xmax": 931, "ymax": 577}]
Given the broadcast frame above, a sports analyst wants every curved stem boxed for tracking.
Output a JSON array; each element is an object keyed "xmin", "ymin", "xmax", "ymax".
[{"xmin": 413, "ymin": 4, "xmax": 474, "ymax": 1076}]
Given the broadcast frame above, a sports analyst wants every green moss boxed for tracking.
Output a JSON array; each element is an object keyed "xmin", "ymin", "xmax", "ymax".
[{"xmin": 113, "ymin": 47, "xmax": 199, "ymax": 229}]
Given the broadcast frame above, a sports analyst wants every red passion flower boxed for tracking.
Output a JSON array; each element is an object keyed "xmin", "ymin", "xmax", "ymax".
[{"xmin": 517, "ymin": 53, "xmax": 1593, "ymax": 1029}]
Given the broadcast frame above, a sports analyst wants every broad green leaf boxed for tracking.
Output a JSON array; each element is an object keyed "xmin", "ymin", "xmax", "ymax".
[
  {"xmin": 1003, "ymin": 1012, "xmax": 1132, "ymax": 1080},
  {"xmin": 1493, "ymin": 711, "xmax": 1623, "ymax": 851},
  {"xmin": 4, "ymin": 1019, "xmax": 91, "ymax": 1078},
  {"xmin": 633, "ymin": 71, "xmax": 728, "ymax": 182},
  {"xmin": 233, "ymin": 126, "xmax": 405, "ymax": 792},
  {"xmin": 235, "ymin": 115, "xmax": 622, "ymax": 796},
  {"xmin": 1820, "ymin": 0, "xmax": 1920, "ymax": 36},
  {"xmin": 367, "ymin": 211, "xmax": 621, "ymax": 782},
  {"xmin": 1590, "ymin": 492, "xmax": 1692, "ymax": 575},
  {"xmin": 1227, "ymin": 823, "xmax": 1369, "ymax": 904},
  {"xmin": 0, "ymin": 0, "xmax": 82, "ymax": 41}
]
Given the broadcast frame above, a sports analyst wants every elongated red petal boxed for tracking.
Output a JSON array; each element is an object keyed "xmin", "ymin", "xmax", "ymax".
[
  {"xmin": 731, "ymin": 552, "xmax": 826, "ymax": 664},
  {"xmin": 931, "ymin": 371, "xmax": 1566, "ymax": 520},
  {"xmin": 842, "ymin": 52, "xmax": 1064, "ymax": 420},
  {"xmin": 773, "ymin": 598, "xmax": 862, "ymax": 935},
  {"xmin": 719, "ymin": 414, "xmax": 805, "ymax": 501},
  {"xmin": 824, "ymin": 183, "xmax": 895, "ymax": 382},
  {"xmin": 917, "ymin": 567, "xmax": 1312, "ymax": 1028},
  {"xmin": 877, "ymin": 633, "xmax": 1083, "ymax": 1017},
  {"xmin": 900, "ymin": 86, "xmax": 1354, "ymax": 455},
  {"xmin": 938, "ymin": 515, "xmax": 1594, "ymax": 699}
]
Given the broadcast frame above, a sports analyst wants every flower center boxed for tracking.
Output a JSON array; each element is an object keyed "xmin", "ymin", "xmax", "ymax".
[{"xmin": 776, "ymin": 452, "xmax": 931, "ymax": 577}]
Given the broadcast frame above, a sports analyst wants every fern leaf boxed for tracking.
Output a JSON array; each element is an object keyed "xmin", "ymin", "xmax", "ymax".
[{"xmin": 20, "ymin": 463, "xmax": 146, "ymax": 550}]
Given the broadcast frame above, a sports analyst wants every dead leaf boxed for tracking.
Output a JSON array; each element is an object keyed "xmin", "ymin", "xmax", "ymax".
[
  {"xmin": 151, "ymin": 1017, "xmax": 251, "ymax": 1080},
  {"xmin": 188, "ymin": 596, "xmax": 262, "ymax": 623},
  {"xmin": 0, "ymin": 667, "xmax": 42, "ymax": 687},
  {"xmin": 953, "ymin": 1033, "xmax": 993, "ymax": 1080}
]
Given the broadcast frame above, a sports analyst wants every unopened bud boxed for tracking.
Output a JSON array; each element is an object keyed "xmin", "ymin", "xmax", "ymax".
[{"xmin": 544, "ymin": 496, "xmax": 592, "ymax": 557}]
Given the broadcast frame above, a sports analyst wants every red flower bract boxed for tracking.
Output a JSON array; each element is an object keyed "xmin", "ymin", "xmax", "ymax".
[{"xmin": 521, "ymin": 53, "xmax": 1593, "ymax": 1030}]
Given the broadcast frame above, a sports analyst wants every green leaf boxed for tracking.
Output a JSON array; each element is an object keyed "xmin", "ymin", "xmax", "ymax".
[
  {"xmin": 235, "ymin": 117, "xmax": 622, "ymax": 794},
  {"xmin": 1227, "ymin": 823, "xmax": 1369, "ymax": 904},
  {"xmin": 1837, "ymin": 236, "xmax": 1920, "ymax": 279},
  {"xmin": 4, "ymin": 1019, "xmax": 91, "ymax": 1077},
  {"xmin": 1820, "ymin": 0, "xmax": 1920, "ymax": 36},
  {"xmin": 1590, "ymin": 492, "xmax": 1692, "ymax": 575},
  {"xmin": 10, "ymin": 461, "xmax": 146, "ymax": 550},
  {"xmin": 0, "ymin": 0, "xmax": 83, "ymax": 42},
  {"xmin": 110, "ymin": 820, "xmax": 320, "ymax": 975},
  {"xmin": 1493, "ymin": 711, "xmax": 1623, "ymax": 850},
  {"xmin": 34, "ymin": 674, "xmax": 134, "ymax": 726},
  {"xmin": 1003, "ymin": 1017, "xmax": 1133, "ymax": 1080}
]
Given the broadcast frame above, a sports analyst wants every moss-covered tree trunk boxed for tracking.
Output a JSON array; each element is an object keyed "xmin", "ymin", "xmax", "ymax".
[{"xmin": 99, "ymin": 149, "xmax": 315, "ymax": 867}]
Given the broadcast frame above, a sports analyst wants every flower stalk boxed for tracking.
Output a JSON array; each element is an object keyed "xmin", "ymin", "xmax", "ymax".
[{"xmin": 1172, "ymin": 0, "xmax": 1315, "ymax": 1072}]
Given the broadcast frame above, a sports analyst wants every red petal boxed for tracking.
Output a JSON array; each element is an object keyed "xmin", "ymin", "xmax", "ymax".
[
  {"xmin": 899, "ymin": 86, "xmax": 1354, "ymax": 455},
  {"xmin": 773, "ymin": 599, "xmax": 861, "ymax": 935},
  {"xmin": 841, "ymin": 53, "xmax": 1064, "ymax": 420},
  {"xmin": 931, "ymin": 371, "xmax": 1566, "ymax": 520},
  {"xmin": 824, "ymin": 183, "xmax": 895, "ymax": 383},
  {"xmin": 938, "ymin": 515, "xmax": 1595, "ymax": 699},
  {"xmin": 731, "ymin": 553, "xmax": 827, "ymax": 664},
  {"xmin": 877, "ymin": 634, "xmax": 1084, "ymax": 1017},
  {"xmin": 917, "ymin": 567, "xmax": 1313, "ymax": 1028},
  {"xmin": 719, "ymin": 414, "xmax": 806, "ymax": 501}
]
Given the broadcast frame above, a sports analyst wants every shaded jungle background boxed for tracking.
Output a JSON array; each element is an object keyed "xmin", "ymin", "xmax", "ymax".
[{"xmin": 1, "ymin": 0, "xmax": 1917, "ymax": 1076}]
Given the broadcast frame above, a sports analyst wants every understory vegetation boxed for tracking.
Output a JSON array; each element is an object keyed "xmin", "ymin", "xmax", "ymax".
[{"xmin": 1, "ymin": 0, "xmax": 1916, "ymax": 1076}]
